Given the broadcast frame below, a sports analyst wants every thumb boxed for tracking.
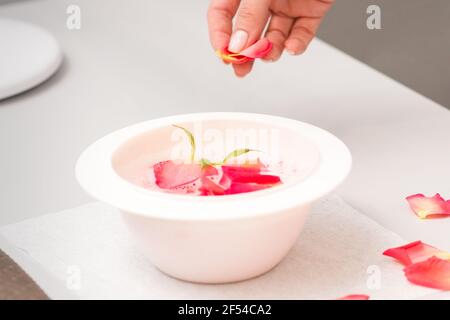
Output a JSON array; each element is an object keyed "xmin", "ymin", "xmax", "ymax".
[{"xmin": 228, "ymin": 0, "xmax": 271, "ymax": 53}]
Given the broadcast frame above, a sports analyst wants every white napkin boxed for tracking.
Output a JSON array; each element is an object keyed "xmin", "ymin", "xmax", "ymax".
[{"xmin": 0, "ymin": 196, "xmax": 436, "ymax": 299}]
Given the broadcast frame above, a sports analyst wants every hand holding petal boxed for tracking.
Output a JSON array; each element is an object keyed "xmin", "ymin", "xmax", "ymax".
[{"xmin": 216, "ymin": 38, "xmax": 273, "ymax": 64}]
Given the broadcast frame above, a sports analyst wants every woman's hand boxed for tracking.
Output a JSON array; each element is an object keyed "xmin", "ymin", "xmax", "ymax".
[{"xmin": 207, "ymin": 0, "xmax": 334, "ymax": 77}]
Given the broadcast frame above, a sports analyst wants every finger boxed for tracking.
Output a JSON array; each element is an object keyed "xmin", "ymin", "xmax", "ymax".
[
  {"xmin": 232, "ymin": 60, "xmax": 254, "ymax": 78},
  {"xmin": 228, "ymin": 0, "xmax": 271, "ymax": 53},
  {"xmin": 300, "ymin": 0, "xmax": 334, "ymax": 17},
  {"xmin": 285, "ymin": 17, "xmax": 322, "ymax": 55},
  {"xmin": 262, "ymin": 14, "xmax": 294, "ymax": 62},
  {"xmin": 273, "ymin": 0, "xmax": 334, "ymax": 18},
  {"xmin": 207, "ymin": 0, "xmax": 241, "ymax": 50}
]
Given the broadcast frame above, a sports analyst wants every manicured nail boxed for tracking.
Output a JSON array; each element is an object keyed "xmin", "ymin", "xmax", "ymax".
[
  {"xmin": 286, "ymin": 49, "xmax": 297, "ymax": 56},
  {"xmin": 228, "ymin": 30, "xmax": 248, "ymax": 53}
]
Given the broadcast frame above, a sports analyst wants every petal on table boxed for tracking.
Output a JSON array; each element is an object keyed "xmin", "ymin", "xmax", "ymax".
[
  {"xmin": 153, "ymin": 160, "xmax": 201, "ymax": 189},
  {"xmin": 383, "ymin": 241, "xmax": 445, "ymax": 266},
  {"xmin": 406, "ymin": 193, "xmax": 450, "ymax": 219},
  {"xmin": 337, "ymin": 294, "xmax": 370, "ymax": 300},
  {"xmin": 404, "ymin": 256, "xmax": 450, "ymax": 290}
]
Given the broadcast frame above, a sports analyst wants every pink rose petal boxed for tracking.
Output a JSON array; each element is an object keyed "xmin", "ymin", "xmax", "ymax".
[
  {"xmin": 201, "ymin": 164, "xmax": 219, "ymax": 177},
  {"xmin": 404, "ymin": 256, "xmax": 450, "ymax": 290},
  {"xmin": 231, "ymin": 174, "xmax": 281, "ymax": 185},
  {"xmin": 384, "ymin": 241, "xmax": 450, "ymax": 290},
  {"xmin": 383, "ymin": 241, "xmax": 445, "ymax": 266},
  {"xmin": 153, "ymin": 160, "xmax": 201, "ymax": 189},
  {"xmin": 406, "ymin": 193, "xmax": 450, "ymax": 219},
  {"xmin": 199, "ymin": 176, "xmax": 226, "ymax": 196},
  {"xmin": 216, "ymin": 38, "xmax": 273, "ymax": 64},
  {"xmin": 152, "ymin": 158, "xmax": 282, "ymax": 196}
]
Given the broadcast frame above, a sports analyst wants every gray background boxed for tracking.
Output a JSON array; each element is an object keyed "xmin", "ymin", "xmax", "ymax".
[{"xmin": 318, "ymin": 0, "xmax": 450, "ymax": 109}]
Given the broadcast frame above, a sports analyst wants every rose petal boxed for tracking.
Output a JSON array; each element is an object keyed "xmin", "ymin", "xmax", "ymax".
[
  {"xmin": 222, "ymin": 159, "xmax": 281, "ymax": 184},
  {"xmin": 216, "ymin": 38, "xmax": 273, "ymax": 64},
  {"xmin": 218, "ymin": 171, "xmax": 232, "ymax": 189},
  {"xmin": 239, "ymin": 38, "xmax": 273, "ymax": 58},
  {"xmin": 215, "ymin": 48, "xmax": 251, "ymax": 64},
  {"xmin": 153, "ymin": 160, "xmax": 201, "ymax": 189},
  {"xmin": 337, "ymin": 294, "xmax": 370, "ymax": 300},
  {"xmin": 404, "ymin": 256, "xmax": 450, "ymax": 290},
  {"xmin": 436, "ymin": 252, "xmax": 450, "ymax": 260},
  {"xmin": 383, "ymin": 241, "xmax": 445, "ymax": 266},
  {"xmin": 201, "ymin": 164, "xmax": 219, "ymax": 177},
  {"xmin": 406, "ymin": 193, "xmax": 450, "ymax": 219},
  {"xmin": 231, "ymin": 174, "xmax": 281, "ymax": 185},
  {"xmin": 219, "ymin": 160, "xmax": 281, "ymax": 194},
  {"xmin": 199, "ymin": 176, "xmax": 226, "ymax": 196},
  {"xmin": 221, "ymin": 161, "xmax": 264, "ymax": 179},
  {"xmin": 198, "ymin": 165, "xmax": 224, "ymax": 195}
]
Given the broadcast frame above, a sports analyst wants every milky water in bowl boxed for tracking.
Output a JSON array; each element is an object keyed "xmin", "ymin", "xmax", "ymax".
[{"xmin": 112, "ymin": 120, "xmax": 321, "ymax": 196}]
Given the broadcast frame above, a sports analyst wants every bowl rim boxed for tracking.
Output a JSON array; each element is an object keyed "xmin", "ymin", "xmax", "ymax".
[{"xmin": 75, "ymin": 112, "xmax": 352, "ymax": 220}]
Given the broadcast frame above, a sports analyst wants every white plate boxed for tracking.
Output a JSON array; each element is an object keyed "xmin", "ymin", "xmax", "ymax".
[{"xmin": 0, "ymin": 18, "xmax": 62, "ymax": 100}]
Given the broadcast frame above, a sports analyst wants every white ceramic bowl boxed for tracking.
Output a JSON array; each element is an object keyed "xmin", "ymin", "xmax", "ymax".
[{"xmin": 76, "ymin": 113, "xmax": 351, "ymax": 283}]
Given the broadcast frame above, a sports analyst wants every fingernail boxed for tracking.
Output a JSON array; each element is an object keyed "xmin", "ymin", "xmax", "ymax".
[
  {"xmin": 228, "ymin": 30, "xmax": 248, "ymax": 53},
  {"xmin": 286, "ymin": 49, "xmax": 297, "ymax": 56}
]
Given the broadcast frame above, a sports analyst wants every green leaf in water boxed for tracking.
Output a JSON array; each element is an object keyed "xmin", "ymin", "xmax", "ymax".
[
  {"xmin": 199, "ymin": 158, "xmax": 223, "ymax": 168},
  {"xmin": 173, "ymin": 125, "xmax": 196, "ymax": 162},
  {"xmin": 199, "ymin": 158, "xmax": 212, "ymax": 168},
  {"xmin": 222, "ymin": 148, "xmax": 255, "ymax": 164}
]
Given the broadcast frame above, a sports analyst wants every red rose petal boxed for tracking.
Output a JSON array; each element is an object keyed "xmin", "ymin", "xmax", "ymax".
[
  {"xmin": 153, "ymin": 160, "xmax": 201, "ymax": 189},
  {"xmin": 406, "ymin": 193, "xmax": 450, "ymax": 219},
  {"xmin": 216, "ymin": 38, "xmax": 273, "ymax": 64},
  {"xmin": 199, "ymin": 176, "xmax": 226, "ymax": 196},
  {"xmin": 201, "ymin": 164, "xmax": 219, "ymax": 177},
  {"xmin": 231, "ymin": 174, "xmax": 281, "ymax": 185},
  {"xmin": 337, "ymin": 294, "xmax": 370, "ymax": 300},
  {"xmin": 216, "ymin": 48, "xmax": 251, "ymax": 64},
  {"xmin": 221, "ymin": 161, "xmax": 265, "ymax": 179},
  {"xmin": 221, "ymin": 166, "xmax": 260, "ymax": 178},
  {"xmin": 383, "ymin": 241, "xmax": 445, "ymax": 266},
  {"xmin": 404, "ymin": 256, "xmax": 450, "ymax": 290},
  {"xmin": 220, "ymin": 160, "xmax": 281, "ymax": 194}
]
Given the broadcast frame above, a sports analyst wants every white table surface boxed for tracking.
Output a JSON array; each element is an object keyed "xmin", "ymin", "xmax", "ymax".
[{"xmin": 1, "ymin": 0, "xmax": 449, "ymax": 255}]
